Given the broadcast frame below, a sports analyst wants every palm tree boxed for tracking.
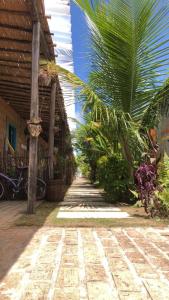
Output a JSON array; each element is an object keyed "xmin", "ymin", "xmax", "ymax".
[
  {"xmin": 42, "ymin": 0, "xmax": 169, "ymax": 175},
  {"xmin": 74, "ymin": 0, "xmax": 169, "ymax": 116}
]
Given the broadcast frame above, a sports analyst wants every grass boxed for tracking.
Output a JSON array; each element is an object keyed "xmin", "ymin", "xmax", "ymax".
[{"xmin": 15, "ymin": 201, "xmax": 169, "ymax": 228}]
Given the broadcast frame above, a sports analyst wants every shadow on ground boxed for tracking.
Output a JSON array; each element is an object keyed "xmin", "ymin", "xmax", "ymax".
[
  {"xmin": 0, "ymin": 202, "xmax": 60, "ymax": 282},
  {"xmin": 0, "ymin": 178, "xmax": 169, "ymax": 283}
]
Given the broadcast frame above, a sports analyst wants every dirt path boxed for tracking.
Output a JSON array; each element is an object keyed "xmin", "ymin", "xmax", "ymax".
[{"xmin": 0, "ymin": 178, "xmax": 169, "ymax": 299}]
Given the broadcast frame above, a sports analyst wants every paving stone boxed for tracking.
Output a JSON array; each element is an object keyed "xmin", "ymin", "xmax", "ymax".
[
  {"xmin": 86, "ymin": 264, "xmax": 107, "ymax": 281},
  {"xmin": 54, "ymin": 287, "xmax": 80, "ymax": 300},
  {"xmin": 56, "ymin": 268, "xmax": 79, "ymax": 288},
  {"xmin": 23, "ymin": 281, "xmax": 50, "ymax": 299},
  {"xmin": 119, "ymin": 291, "xmax": 149, "ymax": 300},
  {"xmin": 113, "ymin": 271, "xmax": 141, "ymax": 292},
  {"xmin": 133, "ymin": 263, "xmax": 158, "ymax": 279},
  {"xmin": 0, "ymin": 178, "xmax": 169, "ymax": 299},
  {"xmin": 62, "ymin": 254, "xmax": 79, "ymax": 267},
  {"xmin": 143, "ymin": 278, "xmax": 169, "ymax": 300},
  {"xmin": 87, "ymin": 281, "xmax": 115, "ymax": 300}
]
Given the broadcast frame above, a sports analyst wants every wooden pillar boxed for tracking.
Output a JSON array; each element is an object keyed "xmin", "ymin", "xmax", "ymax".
[
  {"xmin": 48, "ymin": 81, "xmax": 57, "ymax": 180},
  {"xmin": 27, "ymin": 21, "xmax": 41, "ymax": 214}
]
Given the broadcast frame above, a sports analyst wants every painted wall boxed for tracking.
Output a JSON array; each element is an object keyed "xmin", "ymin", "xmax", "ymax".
[
  {"xmin": 0, "ymin": 96, "xmax": 27, "ymax": 157},
  {"xmin": 0, "ymin": 96, "xmax": 48, "ymax": 158}
]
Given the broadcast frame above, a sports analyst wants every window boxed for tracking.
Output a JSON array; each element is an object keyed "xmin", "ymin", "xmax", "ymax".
[{"xmin": 8, "ymin": 124, "xmax": 17, "ymax": 150}]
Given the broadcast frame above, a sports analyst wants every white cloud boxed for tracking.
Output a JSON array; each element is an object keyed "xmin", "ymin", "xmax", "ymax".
[{"xmin": 44, "ymin": 0, "xmax": 76, "ymax": 130}]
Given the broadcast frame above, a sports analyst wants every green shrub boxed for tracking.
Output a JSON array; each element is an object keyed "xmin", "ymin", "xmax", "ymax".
[
  {"xmin": 97, "ymin": 154, "xmax": 134, "ymax": 203},
  {"xmin": 75, "ymin": 154, "xmax": 90, "ymax": 177}
]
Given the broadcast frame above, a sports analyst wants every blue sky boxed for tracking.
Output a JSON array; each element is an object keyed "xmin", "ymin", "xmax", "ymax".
[
  {"xmin": 71, "ymin": 1, "xmax": 90, "ymax": 82},
  {"xmin": 71, "ymin": 1, "xmax": 91, "ymax": 116}
]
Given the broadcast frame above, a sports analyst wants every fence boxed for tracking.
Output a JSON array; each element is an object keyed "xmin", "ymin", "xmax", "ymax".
[{"xmin": 0, "ymin": 154, "xmax": 49, "ymax": 182}]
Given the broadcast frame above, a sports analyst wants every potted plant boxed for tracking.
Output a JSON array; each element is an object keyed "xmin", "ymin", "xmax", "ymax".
[{"xmin": 46, "ymin": 155, "xmax": 67, "ymax": 202}]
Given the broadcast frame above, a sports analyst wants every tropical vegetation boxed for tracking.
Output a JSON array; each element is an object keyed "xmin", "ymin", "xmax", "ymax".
[{"xmin": 41, "ymin": 0, "xmax": 169, "ymax": 214}]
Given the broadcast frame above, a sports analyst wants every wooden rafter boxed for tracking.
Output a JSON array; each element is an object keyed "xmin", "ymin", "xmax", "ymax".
[
  {"xmin": 27, "ymin": 0, "xmax": 54, "ymax": 60},
  {"xmin": 0, "ymin": 9, "xmax": 30, "ymax": 16},
  {"xmin": 0, "ymin": 37, "xmax": 32, "ymax": 43},
  {"xmin": 0, "ymin": 47, "xmax": 32, "ymax": 54},
  {"xmin": 0, "ymin": 72, "xmax": 31, "ymax": 79},
  {"xmin": 0, "ymin": 58, "xmax": 32, "ymax": 64},
  {"xmin": 0, "ymin": 23, "xmax": 52, "ymax": 36},
  {"xmin": 0, "ymin": 64, "xmax": 31, "ymax": 70},
  {"xmin": 0, "ymin": 0, "xmax": 69, "ymax": 149}
]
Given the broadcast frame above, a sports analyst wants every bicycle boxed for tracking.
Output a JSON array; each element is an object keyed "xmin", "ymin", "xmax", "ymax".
[{"xmin": 0, "ymin": 166, "xmax": 46, "ymax": 201}]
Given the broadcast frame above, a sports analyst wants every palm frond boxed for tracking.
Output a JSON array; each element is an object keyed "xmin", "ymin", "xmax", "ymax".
[{"xmin": 74, "ymin": 0, "xmax": 169, "ymax": 119}]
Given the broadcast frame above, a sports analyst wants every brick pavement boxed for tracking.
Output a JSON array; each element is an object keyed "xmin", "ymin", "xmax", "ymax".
[
  {"xmin": 0, "ymin": 179, "xmax": 169, "ymax": 299},
  {"xmin": 1, "ymin": 227, "xmax": 169, "ymax": 299}
]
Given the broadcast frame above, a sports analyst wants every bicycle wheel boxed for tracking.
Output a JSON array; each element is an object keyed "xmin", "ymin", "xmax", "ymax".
[
  {"xmin": 24, "ymin": 178, "xmax": 46, "ymax": 200},
  {"xmin": 0, "ymin": 180, "xmax": 5, "ymax": 200},
  {"xmin": 36, "ymin": 178, "xmax": 46, "ymax": 200}
]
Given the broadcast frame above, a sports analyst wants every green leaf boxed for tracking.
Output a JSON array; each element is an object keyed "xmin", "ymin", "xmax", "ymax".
[{"xmin": 129, "ymin": 189, "xmax": 139, "ymax": 199}]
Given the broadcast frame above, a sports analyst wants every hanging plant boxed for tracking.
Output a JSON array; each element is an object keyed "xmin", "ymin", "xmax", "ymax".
[
  {"xmin": 39, "ymin": 69, "xmax": 51, "ymax": 86},
  {"xmin": 134, "ymin": 162, "xmax": 158, "ymax": 216}
]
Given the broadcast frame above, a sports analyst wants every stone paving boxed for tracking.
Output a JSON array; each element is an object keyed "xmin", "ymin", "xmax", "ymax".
[
  {"xmin": 0, "ymin": 179, "xmax": 169, "ymax": 299},
  {"xmin": 1, "ymin": 227, "xmax": 169, "ymax": 299},
  {"xmin": 56, "ymin": 178, "xmax": 131, "ymax": 219}
]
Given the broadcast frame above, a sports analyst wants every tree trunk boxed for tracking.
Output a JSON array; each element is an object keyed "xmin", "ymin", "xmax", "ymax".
[
  {"xmin": 48, "ymin": 81, "xmax": 57, "ymax": 180},
  {"xmin": 120, "ymin": 136, "xmax": 134, "ymax": 178},
  {"xmin": 27, "ymin": 21, "xmax": 40, "ymax": 214}
]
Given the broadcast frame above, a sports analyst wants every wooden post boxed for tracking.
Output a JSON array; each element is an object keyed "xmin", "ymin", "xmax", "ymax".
[
  {"xmin": 27, "ymin": 21, "xmax": 40, "ymax": 214},
  {"xmin": 48, "ymin": 81, "xmax": 57, "ymax": 180}
]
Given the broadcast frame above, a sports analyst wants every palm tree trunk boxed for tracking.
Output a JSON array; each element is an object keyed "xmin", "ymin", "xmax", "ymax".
[{"xmin": 120, "ymin": 136, "xmax": 134, "ymax": 178}]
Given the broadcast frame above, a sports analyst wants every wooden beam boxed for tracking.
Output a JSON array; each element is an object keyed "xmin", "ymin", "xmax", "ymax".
[
  {"xmin": 0, "ymin": 23, "xmax": 32, "ymax": 32},
  {"xmin": 0, "ymin": 48, "xmax": 32, "ymax": 54},
  {"xmin": 0, "ymin": 72, "xmax": 31, "ymax": 79},
  {"xmin": 0, "ymin": 37, "xmax": 32, "ymax": 44},
  {"xmin": 0, "ymin": 9, "xmax": 30, "ymax": 16},
  {"xmin": 0, "ymin": 63, "xmax": 31, "ymax": 70},
  {"xmin": 0, "ymin": 48, "xmax": 44, "ymax": 56},
  {"xmin": 0, "ymin": 94, "xmax": 30, "ymax": 101},
  {"xmin": 0, "ymin": 23, "xmax": 52, "ymax": 36},
  {"xmin": 48, "ymin": 81, "xmax": 57, "ymax": 180},
  {"xmin": 29, "ymin": 0, "xmax": 54, "ymax": 60},
  {"xmin": 0, "ymin": 58, "xmax": 31, "ymax": 65},
  {"xmin": 0, "ymin": 79, "xmax": 51, "ymax": 90},
  {"xmin": 27, "ymin": 21, "xmax": 41, "ymax": 214},
  {"xmin": 0, "ymin": 75, "xmax": 31, "ymax": 85},
  {"xmin": 0, "ymin": 86, "xmax": 50, "ymax": 96}
]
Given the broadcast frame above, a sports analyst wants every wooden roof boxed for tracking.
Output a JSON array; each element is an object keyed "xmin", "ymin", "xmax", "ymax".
[{"xmin": 0, "ymin": 0, "xmax": 69, "ymax": 140}]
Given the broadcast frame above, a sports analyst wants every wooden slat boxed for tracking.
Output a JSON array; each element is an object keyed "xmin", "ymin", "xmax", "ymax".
[
  {"xmin": 0, "ymin": 37, "xmax": 32, "ymax": 44},
  {"xmin": 0, "ymin": 76, "xmax": 31, "ymax": 84},
  {"xmin": 28, "ymin": 0, "xmax": 54, "ymax": 60},
  {"xmin": 0, "ymin": 64, "xmax": 31, "ymax": 70},
  {"xmin": 0, "ymin": 72, "xmax": 30, "ymax": 79},
  {"xmin": 0, "ymin": 9, "xmax": 30, "ymax": 16},
  {"xmin": 0, "ymin": 79, "xmax": 50, "ymax": 89},
  {"xmin": 0, "ymin": 23, "xmax": 32, "ymax": 32},
  {"xmin": 0, "ymin": 58, "xmax": 32, "ymax": 64},
  {"xmin": 0, "ymin": 47, "xmax": 32, "ymax": 54},
  {"xmin": 0, "ymin": 23, "xmax": 52, "ymax": 35},
  {"xmin": 0, "ymin": 86, "xmax": 50, "ymax": 96}
]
